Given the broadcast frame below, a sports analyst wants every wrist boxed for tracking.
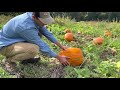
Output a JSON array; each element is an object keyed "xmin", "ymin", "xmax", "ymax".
[
  {"xmin": 54, "ymin": 42, "xmax": 63, "ymax": 49},
  {"xmin": 59, "ymin": 44, "xmax": 64, "ymax": 50},
  {"xmin": 61, "ymin": 46, "xmax": 65, "ymax": 50},
  {"xmin": 55, "ymin": 55, "xmax": 60, "ymax": 58}
]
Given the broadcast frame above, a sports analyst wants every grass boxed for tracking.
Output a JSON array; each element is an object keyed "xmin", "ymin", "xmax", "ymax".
[
  {"xmin": 0, "ymin": 15, "xmax": 120, "ymax": 78},
  {"xmin": 0, "ymin": 15, "xmax": 13, "ymax": 30}
]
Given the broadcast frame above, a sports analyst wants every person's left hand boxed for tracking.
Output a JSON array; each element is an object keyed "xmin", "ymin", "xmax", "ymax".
[{"xmin": 61, "ymin": 46, "xmax": 69, "ymax": 50}]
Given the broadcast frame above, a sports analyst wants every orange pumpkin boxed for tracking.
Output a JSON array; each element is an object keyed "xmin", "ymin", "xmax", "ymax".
[
  {"xmin": 59, "ymin": 47, "xmax": 83, "ymax": 66},
  {"xmin": 104, "ymin": 30, "xmax": 112, "ymax": 36},
  {"xmin": 64, "ymin": 33, "xmax": 74, "ymax": 42},
  {"xmin": 65, "ymin": 29, "xmax": 72, "ymax": 33},
  {"xmin": 93, "ymin": 37, "xmax": 104, "ymax": 45}
]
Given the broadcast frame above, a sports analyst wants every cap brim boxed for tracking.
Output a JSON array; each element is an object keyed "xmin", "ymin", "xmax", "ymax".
[{"xmin": 38, "ymin": 16, "xmax": 54, "ymax": 24}]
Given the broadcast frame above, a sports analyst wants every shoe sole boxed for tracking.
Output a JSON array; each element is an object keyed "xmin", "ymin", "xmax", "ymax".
[{"xmin": 20, "ymin": 58, "xmax": 40, "ymax": 65}]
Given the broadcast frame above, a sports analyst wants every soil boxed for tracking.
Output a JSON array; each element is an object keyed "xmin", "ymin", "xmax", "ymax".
[
  {"xmin": 49, "ymin": 65, "xmax": 65, "ymax": 78},
  {"xmin": 48, "ymin": 59, "xmax": 65, "ymax": 78},
  {"xmin": 100, "ymin": 48, "xmax": 117, "ymax": 60}
]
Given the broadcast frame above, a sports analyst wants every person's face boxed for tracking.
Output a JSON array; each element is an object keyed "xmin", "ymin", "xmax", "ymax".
[{"xmin": 32, "ymin": 15, "xmax": 47, "ymax": 27}]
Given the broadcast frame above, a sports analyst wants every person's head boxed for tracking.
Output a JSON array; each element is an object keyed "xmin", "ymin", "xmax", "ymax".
[{"xmin": 32, "ymin": 12, "xmax": 54, "ymax": 27}]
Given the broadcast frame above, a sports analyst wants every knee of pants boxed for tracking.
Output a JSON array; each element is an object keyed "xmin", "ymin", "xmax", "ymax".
[{"xmin": 26, "ymin": 44, "xmax": 40, "ymax": 56}]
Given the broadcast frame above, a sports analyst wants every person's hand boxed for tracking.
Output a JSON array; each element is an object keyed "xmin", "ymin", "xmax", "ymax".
[
  {"xmin": 54, "ymin": 42, "xmax": 69, "ymax": 51},
  {"xmin": 55, "ymin": 55, "xmax": 70, "ymax": 66},
  {"xmin": 61, "ymin": 46, "xmax": 69, "ymax": 50}
]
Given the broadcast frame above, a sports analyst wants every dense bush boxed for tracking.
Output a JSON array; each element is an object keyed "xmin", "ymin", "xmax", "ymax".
[
  {"xmin": 1, "ymin": 12, "xmax": 120, "ymax": 22},
  {"xmin": 51, "ymin": 12, "xmax": 120, "ymax": 22},
  {"xmin": 0, "ymin": 12, "xmax": 24, "ymax": 16}
]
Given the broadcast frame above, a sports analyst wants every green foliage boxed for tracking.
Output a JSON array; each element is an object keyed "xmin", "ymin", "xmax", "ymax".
[
  {"xmin": 0, "ymin": 15, "xmax": 14, "ymax": 29},
  {"xmin": 0, "ymin": 15, "xmax": 120, "ymax": 78},
  {"xmin": 1, "ymin": 12, "xmax": 120, "ymax": 22},
  {"xmin": 51, "ymin": 12, "xmax": 120, "ymax": 22},
  {"xmin": 0, "ymin": 12, "xmax": 24, "ymax": 16},
  {"xmin": 94, "ymin": 61, "xmax": 120, "ymax": 78},
  {"xmin": 49, "ymin": 16, "xmax": 120, "ymax": 78}
]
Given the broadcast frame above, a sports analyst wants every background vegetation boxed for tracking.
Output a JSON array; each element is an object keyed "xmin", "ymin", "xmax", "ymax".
[
  {"xmin": 0, "ymin": 12, "xmax": 120, "ymax": 78},
  {"xmin": 0, "ymin": 12, "xmax": 120, "ymax": 22}
]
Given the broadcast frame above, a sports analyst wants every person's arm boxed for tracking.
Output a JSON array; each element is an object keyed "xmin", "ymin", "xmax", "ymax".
[
  {"xmin": 39, "ymin": 26, "xmax": 58, "ymax": 43},
  {"xmin": 17, "ymin": 26, "xmax": 70, "ymax": 66},
  {"xmin": 39, "ymin": 26, "xmax": 68, "ymax": 50},
  {"xmin": 17, "ymin": 27, "xmax": 69, "ymax": 65},
  {"xmin": 17, "ymin": 26, "xmax": 57, "ymax": 58},
  {"xmin": 54, "ymin": 41, "xmax": 69, "ymax": 50}
]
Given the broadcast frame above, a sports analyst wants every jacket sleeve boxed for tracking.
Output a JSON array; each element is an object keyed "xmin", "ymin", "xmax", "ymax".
[
  {"xmin": 17, "ymin": 26, "xmax": 57, "ymax": 58},
  {"xmin": 38, "ymin": 26, "xmax": 58, "ymax": 43}
]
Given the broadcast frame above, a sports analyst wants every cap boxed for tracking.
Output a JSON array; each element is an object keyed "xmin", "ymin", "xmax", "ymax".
[{"xmin": 38, "ymin": 12, "xmax": 54, "ymax": 24}]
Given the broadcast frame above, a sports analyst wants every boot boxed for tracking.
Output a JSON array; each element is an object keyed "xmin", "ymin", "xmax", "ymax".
[{"xmin": 20, "ymin": 57, "xmax": 40, "ymax": 65}]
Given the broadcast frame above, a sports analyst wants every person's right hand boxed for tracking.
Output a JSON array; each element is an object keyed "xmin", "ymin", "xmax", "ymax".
[{"xmin": 55, "ymin": 55, "xmax": 70, "ymax": 66}]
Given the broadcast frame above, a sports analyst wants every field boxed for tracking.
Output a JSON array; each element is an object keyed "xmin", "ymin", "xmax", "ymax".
[{"xmin": 0, "ymin": 15, "xmax": 120, "ymax": 78}]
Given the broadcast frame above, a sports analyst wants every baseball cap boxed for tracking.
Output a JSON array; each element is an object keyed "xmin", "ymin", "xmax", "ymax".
[{"xmin": 38, "ymin": 12, "xmax": 54, "ymax": 24}]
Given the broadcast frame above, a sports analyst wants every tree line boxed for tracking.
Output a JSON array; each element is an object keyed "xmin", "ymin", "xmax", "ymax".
[
  {"xmin": 51, "ymin": 12, "xmax": 120, "ymax": 22},
  {"xmin": 0, "ymin": 12, "xmax": 120, "ymax": 22}
]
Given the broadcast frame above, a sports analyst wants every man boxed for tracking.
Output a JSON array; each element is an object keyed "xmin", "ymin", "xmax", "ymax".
[{"xmin": 0, "ymin": 12, "xmax": 70, "ymax": 75}]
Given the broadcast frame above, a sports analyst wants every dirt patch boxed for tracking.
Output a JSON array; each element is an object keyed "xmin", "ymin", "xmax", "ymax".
[
  {"xmin": 84, "ymin": 35, "xmax": 94, "ymax": 41},
  {"xmin": 17, "ymin": 59, "xmax": 66, "ymax": 78},
  {"xmin": 73, "ymin": 33, "xmax": 94, "ymax": 47},
  {"xmin": 100, "ymin": 48, "xmax": 117, "ymax": 60},
  {"xmin": 49, "ymin": 65, "xmax": 65, "ymax": 78},
  {"xmin": 48, "ymin": 59, "xmax": 65, "ymax": 78}
]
